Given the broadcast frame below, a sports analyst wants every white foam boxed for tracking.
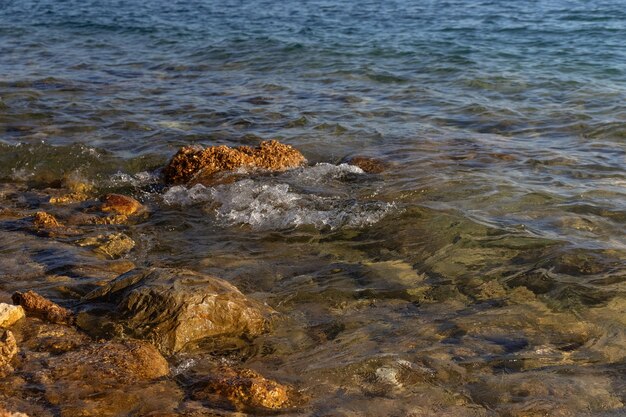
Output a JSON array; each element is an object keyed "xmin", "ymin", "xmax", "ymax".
[
  {"xmin": 161, "ymin": 163, "xmax": 393, "ymax": 230},
  {"xmin": 108, "ymin": 170, "xmax": 161, "ymax": 187}
]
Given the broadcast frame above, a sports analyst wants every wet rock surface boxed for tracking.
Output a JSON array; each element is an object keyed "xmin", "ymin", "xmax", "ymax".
[
  {"xmin": 11, "ymin": 291, "xmax": 74, "ymax": 325},
  {"xmin": 75, "ymin": 232, "xmax": 136, "ymax": 258},
  {"xmin": 0, "ymin": 304, "xmax": 25, "ymax": 328},
  {"xmin": 190, "ymin": 366, "xmax": 297, "ymax": 413},
  {"xmin": 346, "ymin": 156, "xmax": 387, "ymax": 174},
  {"xmin": 32, "ymin": 211, "xmax": 61, "ymax": 229},
  {"xmin": 83, "ymin": 268, "xmax": 275, "ymax": 352},
  {"xmin": 0, "ymin": 330, "xmax": 17, "ymax": 377},
  {"xmin": 163, "ymin": 140, "xmax": 307, "ymax": 184},
  {"xmin": 100, "ymin": 193, "xmax": 144, "ymax": 216}
]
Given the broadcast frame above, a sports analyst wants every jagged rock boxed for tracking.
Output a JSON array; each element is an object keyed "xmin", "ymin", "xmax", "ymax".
[
  {"xmin": 100, "ymin": 194, "xmax": 144, "ymax": 216},
  {"xmin": 83, "ymin": 268, "xmax": 274, "ymax": 352},
  {"xmin": 163, "ymin": 140, "xmax": 306, "ymax": 185},
  {"xmin": 75, "ymin": 233, "xmax": 135, "ymax": 258},
  {"xmin": 0, "ymin": 330, "xmax": 18, "ymax": 377},
  {"xmin": 32, "ymin": 212, "xmax": 61, "ymax": 228},
  {"xmin": 0, "ymin": 303, "xmax": 25, "ymax": 328},
  {"xmin": 12, "ymin": 291, "xmax": 74, "ymax": 325},
  {"xmin": 190, "ymin": 366, "xmax": 296, "ymax": 412},
  {"xmin": 347, "ymin": 156, "xmax": 387, "ymax": 174}
]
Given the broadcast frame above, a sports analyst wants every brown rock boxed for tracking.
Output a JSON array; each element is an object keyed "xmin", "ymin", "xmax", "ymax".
[
  {"xmin": 40, "ymin": 340, "xmax": 180, "ymax": 417},
  {"xmin": 100, "ymin": 194, "xmax": 144, "ymax": 216},
  {"xmin": 12, "ymin": 291, "xmax": 74, "ymax": 325},
  {"xmin": 75, "ymin": 233, "xmax": 135, "ymax": 258},
  {"xmin": 347, "ymin": 156, "xmax": 387, "ymax": 174},
  {"xmin": 0, "ymin": 303, "xmax": 25, "ymax": 328},
  {"xmin": 83, "ymin": 268, "xmax": 274, "ymax": 352},
  {"xmin": 0, "ymin": 329, "xmax": 18, "ymax": 377},
  {"xmin": 163, "ymin": 140, "xmax": 306, "ymax": 184},
  {"xmin": 47, "ymin": 340, "xmax": 169, "ymax": 382},
  {"xmin": 32, "ymin": 212, "xmax": 61, "ymax": 228},
  {"xmin": 190, "ymin": 366, "xmax": 295, "ymax": 412}
]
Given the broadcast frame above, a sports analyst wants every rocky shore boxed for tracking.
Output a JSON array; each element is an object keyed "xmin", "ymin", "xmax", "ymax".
[{"xmin": 0, "ymin": 141, "xmax": 387, "ymax": 416}]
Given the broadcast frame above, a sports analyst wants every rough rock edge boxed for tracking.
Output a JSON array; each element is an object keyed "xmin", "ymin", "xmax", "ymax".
[
  {"xmin": 12, "ymin": 291, "xmax": 75, "ymax": 325},
  {"xmin": 163, "ymin": 140, "xmax": 307, "ymax": 184}
]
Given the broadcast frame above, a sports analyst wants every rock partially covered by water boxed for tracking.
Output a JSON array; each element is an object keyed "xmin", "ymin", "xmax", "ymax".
[
  {"xmin": 83, "ymin": 268, "xmax": 274, "ymax": 352},
  {"xmin": 100, "ymin": 194, "xmax": 144, "ymax": 216},
  {"xmin": 163, "ymin": 140, "xmax": 306, "ymax": 184},
  {"xmin": 190, "ymin": 366, "xmax": 296, "ymax": 412},
  {"xmin": 41, "ymin": 340, "xmax": 179, "ymax": 417},
  {"xmin": 75, "ymin": 233, "xmax": 136, "ymax": 258},
  {"xmin": 12, "ymin": 291, "xmax": 74, "ymax": 325},
  {"xmin": 32, "ymin": 211, "xmax": 61, "ymax": 228},
  {"xmin": 0, "ymin": 304, "xmax": 25, "ymax": 328},
  {"xmin": 347, "ymin": 156, "xmax": 387, "ymax": 174},
  {"xmin": 0, "ymin": 330, "xmax": 17, "ymax": 377}
]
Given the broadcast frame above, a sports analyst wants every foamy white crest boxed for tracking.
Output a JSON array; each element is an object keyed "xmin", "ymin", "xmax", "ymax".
[
  {"xmin": 161, "ymin": 163, "xmax": 393, "ymax": 230},
  {"xmin": 108, "ymin": 170, "xmax": 160, "ymax": 187}
]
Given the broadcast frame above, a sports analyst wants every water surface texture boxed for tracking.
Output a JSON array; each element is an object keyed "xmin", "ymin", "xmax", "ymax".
[{"xmin": 1, "ymin": 0, "xmax": 626, "ymax": 415}]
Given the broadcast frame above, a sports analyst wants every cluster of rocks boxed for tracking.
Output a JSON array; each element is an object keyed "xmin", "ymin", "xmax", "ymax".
[{"xmin": 0, "ymin": 139, "xmax": 388, "ymax": 415}]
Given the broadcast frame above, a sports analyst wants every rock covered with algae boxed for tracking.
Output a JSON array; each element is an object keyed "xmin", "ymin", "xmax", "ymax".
[
  {"xmin": 82, "ymin": 268, "xmax": 275, "ymax": 352},
  {"xmin": 163, "ymin": 139, "xmax": 307, "ymax": 185}
]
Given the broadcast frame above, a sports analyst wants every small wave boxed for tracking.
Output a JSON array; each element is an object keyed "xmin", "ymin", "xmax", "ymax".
[{"xmin": 162, "ymin": 163, "xmax": 393, "ymax": 230}]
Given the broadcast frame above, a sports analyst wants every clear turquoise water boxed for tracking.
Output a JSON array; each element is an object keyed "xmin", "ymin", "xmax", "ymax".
[{"xmin": 1, "ymin": 1, "xmax": 626, "ymax": 415}]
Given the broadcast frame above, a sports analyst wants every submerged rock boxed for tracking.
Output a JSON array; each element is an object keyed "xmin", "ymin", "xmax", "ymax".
[
  {"xmin": 163, "ymin": 140, "xmax": 306, "ymax": 185},
  {"xmin": 190, "ymin": 366, "xmax": 296, "ymax": 412},
  {"xmin": 0, "ymin": 330, "xmax": 17, "ymax": 377},
  {"xmin": 347, "ymin": 156, "xmax": 387, "ymax": 174},
  {"xmin": 0, "ymin": 303, "xmax": 25, "ymax": 328},
  {"xmin": 40, "ymin": 340, "xmax": 180, "ymax": 417},
  {"xmin": 83, "ymin": 268, "xmax": 275, "ymax": 352},
  {"xmin": 100, "ymin": 194, "xmax": 144, "ymax": 216},
  {"xmin": 75, "ymin": 233, "xmax": 135, "ymax": 258},
  {"xmin": 32, "ymin": 211, "xmax": 61, "ymax": 228},
  {"xmin": 12, "ymin": 291, "xmax": 74, "ymax": 325}
]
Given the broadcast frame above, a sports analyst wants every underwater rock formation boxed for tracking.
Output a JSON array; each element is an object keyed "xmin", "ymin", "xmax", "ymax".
[
  {"xmin": 163, "ymin": 140, "xmax": 306, "ymax": 185},
  {"xmin": 75, "ymin": 232, "xmax": 136, "ymax": 258},
  {"xmin": 190, "ymin": 366, "xmax": 297, "ymax": 412},
  {"xmin": 347, "ymin": 156, "xmax": 387, "ymax": 174},
  {"xmin": 83, "ymin": 268, "xmax": 274, "ymax": 352}
]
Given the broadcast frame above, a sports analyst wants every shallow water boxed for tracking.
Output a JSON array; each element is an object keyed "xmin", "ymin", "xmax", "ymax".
[{"xmin": 1, "ymin": 0, "xmax": 626, "ymax": 415}]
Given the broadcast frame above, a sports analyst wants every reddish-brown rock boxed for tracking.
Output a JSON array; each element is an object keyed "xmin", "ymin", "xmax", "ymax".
[
  {"xmin": 100, "ymin": 194, "xmax": 144, "ymax": 216},
  {"xmin": 348, "ymin": 156, "xmax": 387, "ymax": 174},
  {"xmin": 190, "ymin": 366, "xmax": 296, "ymax": 412},
  {"xmin": 12, "ymin": 291, "xmax": 74, "ymax": 325},
  {"xmin": 163, "ymin": 140, "xmax": 306, "ymax": 184}
]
